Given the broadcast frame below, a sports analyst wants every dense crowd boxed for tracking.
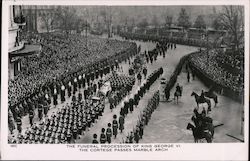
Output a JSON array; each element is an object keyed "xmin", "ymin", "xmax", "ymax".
[
  {"xmin": 189, "ymin": 50, "xmax": 244, "ymax": 93},
  {"xmin": 8, "ymin": 57, "xmax": 137, "ymax": 143},
  {"xmin": 9, "ymin": 33, "xmax": 137, "ymax": 117}
]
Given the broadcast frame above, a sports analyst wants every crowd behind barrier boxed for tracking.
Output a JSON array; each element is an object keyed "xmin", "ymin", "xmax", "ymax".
[
  {"xmin": 188, "ymin": 52, "xmax": 244, "ymax": 102},
  {"xmin": 118, "ymin": 32, "xmax": 244, "ymax": 102},
  {"xmin": 118, "ymin": 32, "xmax": 220, "ymax": 48},
  {"xmin": 9, "ymin": 32, "xmax": 137, "ymax": 120}
]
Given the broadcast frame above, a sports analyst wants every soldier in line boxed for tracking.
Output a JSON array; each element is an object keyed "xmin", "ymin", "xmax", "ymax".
[
  {"xmin": 112, "ymin": 115, "xmax": 118, "ymax": 139},
  {"xmin": 29, "ymin": 110, "xmax": 34, "ymax": 126},
  {"xmin": 38, "ymin": 103, "xmax": 43, "ymax": 121},
  {"xmin": 92, "ymin": 134, "xmax": 98, "ymax": 144},
  {"xmin": 61, "ymin": 83, "xmax": 66, "ymax": 102},
  {"xmin": 68, "ymin": 80, "xmax": 72, "ymax": 97},
  {"xmin": 53, "ymin": 86, "xmax": 58, "ymax": 107},
  {"xmin": 106, "ymin": 123, "xmax": 112, "ymax": 144},
  {"xmin": 100, "ymin": 128, "xmax": 106, "ymax": 144},
  {"xmin": 8, "ymin": 110, "xmax": 15, "ymax": 134},
  {"xmin": 118, "ymin": 113, "xmax": 125, "ymax": 133},
  {"xmin": 16, "ymin": 116, "xmax": 22, "ymax": 134},
  {"xmin": 129, "ymin": 97, "xmax": 134, "ymax": 113}
]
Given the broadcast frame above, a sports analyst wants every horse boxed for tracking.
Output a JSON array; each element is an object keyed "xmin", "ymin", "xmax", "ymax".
[
  {"xmin": 191, "ymin": 109, "xmax": 214, "ymax": 138},
  {"xmin": 191, "ymin": 91, "xmax": 211, "ymax": 112},
  {"xmin": 174, "ymin": 86, "xmax": 182, "ymax": 104},
  {"xmin": 204, "ymin": 91, "xmax": 218, "ymax": 107},
  {"xmin": 186, "ymin": 123, "xmax": 213, "ymax": 143}
]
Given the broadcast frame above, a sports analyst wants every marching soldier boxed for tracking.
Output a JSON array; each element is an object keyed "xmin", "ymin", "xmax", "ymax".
[
  {"xmin": 78, "ymin": 75, "xmax": 82, "ymax": 89},
  {"xmin": 129, "ymin": 132, "xmax": 134, "ymax": 143},
  {"xmin": 118, "ymin": 113, "xmax": 125, "ymax": 133},
  {"xmin": 53, "ymin": 86, "xmax": 58, "ymax": 106},
  {"xmin": 139, "ymin": 122, "xmax": 144, "ymax": 139},
  {"xmin": 129, "ymin": 97, "xmax": 134, "ymax": 113},
  {"xmin": 16, "ymin": 116, "xmax": 22, "ymax": 133},
  {"xmin": 61, "ymin": 83, "xmax": 66, "ymax": 102},
  {"xmin": 112, "ymin": 115, "xmax": 118, "ymax": 139},
  {"xmin": 100, "ymin": 128, "xmax": 106, "ymax": 144},
  {"xmin": 8, "ymin": 110, "xmax": 15, "ymax": 134},
  {"xmin": 29, "ymin": 110, "xmax": 34, "ymax": 126},
  {"xmin": 68, "ymin": 80, "xmax": 72, "ymax": 97},
  {"xmin": 137, "ymin": 72, "xmax": 142, "ymax": 84},
  {"xmin": 134, "ymin": 126, "xmax": 140, "ymax": 143},
  {"xmin": 38, "ymin": 103, "xmax": 43, "ymax": 121},
  {"xmin": 92, "ymin": 134, "xmax": 99, "ymax": 144},
  {"xmin": 73, "ymin": 77, "xmax": 78, "ymax": 94},
  {"xmin": 106, "ymin": 123, "xmax": 112, "ymax": 144}
]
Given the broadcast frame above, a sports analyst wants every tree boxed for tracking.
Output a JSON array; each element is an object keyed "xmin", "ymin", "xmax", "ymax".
[
  {"xmin": 40, "ymin": 10, "xmax": 56, "ymax": 33},
  {"xmin": 219, "ymin": 6, "xmax": 244, "ymax": 51},
  {"xmin": 193, "ymin": 15, "xmax": 206, "ymax": 29},
  {"xmin": 137, "ymin": 18, "xmax": 148, "ymax": 29},
  {"xmin": 151, "ymin": 15, "xmax": 159, "ymax": 28},
  {"xmin": 54, "ymin": 6, "xmax": 78, "ymax": 35},
  {"xmin": 165, "ymin": 15, "xmax": 173, "ymax": 28},
  {"xmin": 177, "ymin": 8, "xmax": 191, "ymax": 31},
  {"xmin": 212, "ymin": 17, "xmax": 224, "ymax": 30}
]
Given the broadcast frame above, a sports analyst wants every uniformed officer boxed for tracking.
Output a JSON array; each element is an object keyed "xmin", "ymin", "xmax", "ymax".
[
  {"xmin": 118, "ymin": 114, "xmax": 125, "ymax": 133},
  {"xmin": 38, "ymin": 103, "xmax": 43, "ymax": 121},
  {"xmin": 73, "ymin": 77, "xmax": 78, "ymax": 94},
  {"xmin": 112, "ymin": 115, "xmax": 118, "ymax": 139},
  {"xmin": 129, "ymin": 97, "xmax": 134, "ymax": 113},
  {"xmin": 134, "ymin": 125, "xmax": 140, "ymax": 143},
  {"xmin": 78, "ymin": 75, "xmax": 82, "ymax": 89},
  {"xmin": 16, "ymin": 116, "xmax": 22, "ymax": 133},
  {"xmin": 92, "ymin": 134, "xmax": 99, "ymax": 144},
  {"xmin": 100, "ymin": 128, "xmax": 106, "ymax": 144},
  {"xmin": 53, "ymin": 86, "xmax": 58, "ymax": 106},
  {"xmin": 29, "ymin": 110, "xmax": 34, "ymax": 126},
  {"xmin": 61, "ymin": 83, "xmax": 66, "ymax": 102},
  {"xmin": 106, "ymin": 123, "xmax": 112, "ymax": 144},
  {"xmin": 67, "ymin": 80, "xmax": 72, "ymax": 98}
]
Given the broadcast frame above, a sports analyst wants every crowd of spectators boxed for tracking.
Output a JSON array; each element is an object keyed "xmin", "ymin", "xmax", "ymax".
[
  {"xmin": 9, "ymin": 32, "xmax": 137, "ymax": 114},
  {"xmin": 189, "ymin": 50, "xmax": 244, "ymax": 93}
]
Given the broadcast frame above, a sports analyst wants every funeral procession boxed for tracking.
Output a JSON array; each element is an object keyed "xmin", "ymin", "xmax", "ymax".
[{"xmin": 7, "ymin": 5, "xmax": 244, "ymax": 144}]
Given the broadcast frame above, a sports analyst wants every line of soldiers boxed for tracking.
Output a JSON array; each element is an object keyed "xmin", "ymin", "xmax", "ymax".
[
  {"xmin": 120, "ymin": 67, "xmax": 163, "ymax": 117},
  {"xmin": 9, "ymin": 45, "xmax": 138, "ymax": 137},
  {"xmin": 91, "ymin": 67, "xmax": 163, "ymax": 144},
  {"xmin": 9, "ymin": 94, "xmax": 105, "ymax": 144},
  {"xmin": 92, "ymin": 114, "xmax": 120, "ymax": 144},
  {"xmin": 123, "ymin": 91, "xmax": 160, "ymax": 143}
]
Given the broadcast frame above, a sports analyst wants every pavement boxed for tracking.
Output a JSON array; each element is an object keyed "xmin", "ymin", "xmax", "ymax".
[{"xmin": 9, "ymin": 36, "xmax": 243, "ymax": 143}]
